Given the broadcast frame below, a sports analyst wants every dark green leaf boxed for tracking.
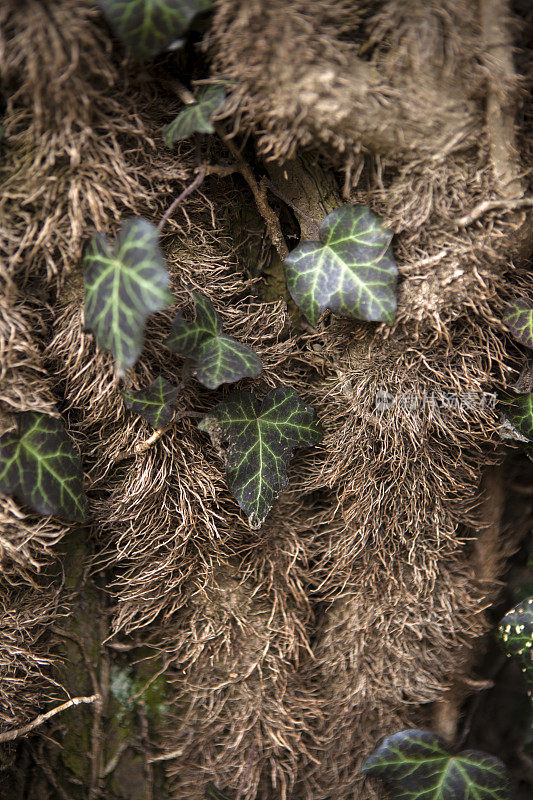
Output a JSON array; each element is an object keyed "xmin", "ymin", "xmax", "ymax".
[
  {"xmin": 504, "ymin": 392, "xmax": 533, "ymax": 441},
  {"xmin": 0, "ymin": 412, "xmax": 87, "ymax": 522},
  {"xmin": 199, "ymin": 387, "xmax": 322, "ymax": 528},
  {"xmin": 504, "ymin": 299, "xmax": 533, "ymax": 350},
  {"xmin": 164, "ymin": 84, "xmax": 227, "ymax": 146},
  {"xmin": 84, "ymin": 217, "xmax": 173, "ymax": 374},
  {"xmin": 361, "ymin": 729, "xmax": 511, "ymax": 800},
  {"xmin": 96, "ymin": 0, "xmax": 213, "ymax": 60},
  {"xmin": 499, "ymin": 596, "xmax": 533, "ymax": 697},
  {"xmin": 123, "ymin": 376, "xmax": 180, "ymax": 428},
  {"xmin": 283, "ymin": 204, "xmax": 398, "ymax": 326},
  {"xmin": 165, "ymin": 293, "xmax": 262, "ymax": 389}
]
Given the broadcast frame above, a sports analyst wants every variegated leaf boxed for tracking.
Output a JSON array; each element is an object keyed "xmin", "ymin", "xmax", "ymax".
[
  {"xmin": 164, "ymin": 83, "xmax": 227, "ymax": 146},
  {"xmin": 283, "ymin": 204, "xmax": 398, "ymax": 326},
  {"xmin": 96, "ymin": 0, "xmax": 213, "ymax": 59},
  {"xmin": 504, "ymin": 299, "xmax": 533, "ymax": 350},
  {"xmin": 165, "ymin": 293, "xmax": 262, "ymax": 389},
  {"xmin": 199, "ymin": 387, "xmax": 322, "ymax": 528},
  {"xmin": 504, "ymin": 392, "xmax": 533, "ymax": 441},
  {"xmin": 362, "ymin": 729, "xmax": 511, "ymax": 800},
  {"xmin": 84, "ymin": 217, "xmax": 173, "ymax": 374},
  {"xmin": 0, "ymin": 412, "xmax": 87, "ymax": 522},
  {"xmin": 123, "ymin": 376, "xmax": 180, "ymax": 428},
  {"xmin": 499, "ymin": 596, "xmax": 533, "ymax": 697}
]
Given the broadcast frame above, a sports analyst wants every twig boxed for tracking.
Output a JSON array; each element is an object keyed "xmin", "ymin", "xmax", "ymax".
[
  {"xmin": 113, "ymin": 410, "xmax": 205, "ymax": 464},
  {"xmin": 102, "ymin": 741, "xmax": 129, "ymax": 778},
  {"xmin": 454, "ymin": 196, "xmax": 533, "ymax": 227},
  {"xmin": 215, "ymin": 124, "xmax": 289, "ymax": 260},
  {"xmin": 158, "ymin": 165, "xmax": 207, "ymax": 233},
  {"xmin": 138, "ymin": 701, "xmax": 154, "ymax": 800},
  {"xmin": 0, "ymin": 695, "xmax": 99, "ymax": 743},
  {"xmin": 147, "ymin": 746, "xmax": 185, "ymax": 764}
]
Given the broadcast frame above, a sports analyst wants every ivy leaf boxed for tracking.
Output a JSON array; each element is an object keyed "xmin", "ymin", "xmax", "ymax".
[
  {"xmin": 499, "ymin": 596, "xmax": 533, "ymax": 697},
  {"xmin": 283, "ymin": 204, "xmax": 398, "ymax": 326},
  {"xmin": 504, "ymin": 299, "xmax": 533, "ymax": 350},
  {"xmin": 361, "ymin": 729, "xmax": 511, "ymax": 800},
  {"xmin": 0, "ymin": 412, "xmax": 87, "ymax": 522},
  {"xmin": 96, "ymin": 0, "xmax": 213, "ymax": 60},
  {"xmin": 123, "ymin": 376, "xmax": 180, "ymax": 428},
  {"xmin": 164, "ymin": 84, "xmax": 227, "ymax": 146},
  {"xmin": 503, "ymin": 392, "xmax": 533, "ymax": 441},
  {"xmin": 199, "ymin": 387, "xmax": 322, "ymax": 528},
  {"xmin": 84, "ymin": 217, "xmax": 173, "ymax": 375},
  {"xmin": 165, "ymin": 293, "xmax": 262, "ymax": 390}
]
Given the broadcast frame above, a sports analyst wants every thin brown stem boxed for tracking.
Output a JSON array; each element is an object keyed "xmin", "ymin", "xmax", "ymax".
[
  {"xmin": 215, "ymin": 124, "xmax": 289, "ymax": 260},
  {"xmin": 158, "ymin": 165, "xmax": 207, "ymax": 233}
]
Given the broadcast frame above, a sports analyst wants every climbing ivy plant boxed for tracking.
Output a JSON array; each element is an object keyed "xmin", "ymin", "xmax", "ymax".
[
  {"xmin": 165, "ymin": 293, "xmax": 262, "ymax": 389},
  {"xmin": 199, "ymin": 387, "xmax": 321, "ymax": 528},
  {"xmin": 0, "ymin": 412, "xmax": 87, "ymax": 521},
  {"xmin": 84, "ymin": 217, "xmax": 173, "ymax": 374},
  {"xmin": 283, "ymin": 204, "xmax": 398, "ymax": 326},
  {"xmin": 499, "ymin": 596, "xmax": 533, "ymax": 698},
  {"xmin": 95, "ymin": 0, "xmax": 214, "ymax": 59},
  {"xmin": 362, "ymin": 729, "xmax": 511, "ymax": 800},
  {"xmin": 164, "ymin": 83, "xmax": 227, "ymax": 146}
]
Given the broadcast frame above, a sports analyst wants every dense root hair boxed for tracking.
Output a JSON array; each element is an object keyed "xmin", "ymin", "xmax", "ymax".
[
  {"xmin": 0, "ymin": 581, "xmax": 61, "ymax": 728},
  {"xmin": 0, "ymin": 0, "xmax": 189, "ymax": 288}
]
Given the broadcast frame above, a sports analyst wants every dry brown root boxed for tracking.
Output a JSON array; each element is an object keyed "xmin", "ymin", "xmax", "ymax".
[
  {"xmin": 0, "ymin": 0, "xmax": 190, "ymax": 289},
  {"xmin": 44, "ymin": 182, "xmax": 311, "ymax": 637},
  {"xmin": 0, "ymin": 580, "xmax": 62, "ymax": 730},
  {"xmin": 160, "ymin": 509, "xmax": 318, "ymax": 800}
]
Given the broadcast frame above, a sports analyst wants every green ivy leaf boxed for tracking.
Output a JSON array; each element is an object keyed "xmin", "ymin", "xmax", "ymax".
[
  {"xmin": 0, "ymin": 412, "xmax": 87, "ymax": 522},
  {"xmin": 504, "ymin": 299, "xmax": 533, "ymax": 350},
  {"xmin": 84, "ymin": 217, "xmax": 173, "ymax": 375},
  {"xmin": 123, "ymin": 376, "xmax": 180, "ymax": 428},
  {"xmin": 499, "ymin": 596, "xmax": 533, "ymax": 697},
  {"xmin": 504, "ymin": 392, "xmax": 533, "ymax": 441},
  {"xmin": 199, "ymin": 387, "xmax": 322, "ymax": 528},
  {"xmin": 165, "ymin": 293, "xmax": 262, "ymax": 390},
  {"xmin": 164, "ymin": 84, "xmax": 227, "ymax": 146},
  {"xmin": 283, "ymin": 204, "xmax": 398, "ymax": 327},
  {"xmin": 96, "ymin": 0, "xmax": 213, "ymax": 60},
  {"xmin": 361, "ymin": 729, "xmax": 511, "ymax": 800}
]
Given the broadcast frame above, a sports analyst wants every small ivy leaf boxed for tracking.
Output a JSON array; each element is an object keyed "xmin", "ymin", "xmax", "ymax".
[
  {"xmin": 164, "ymin": 84, "xmax": 227, "ymax": 146},
  {"xmin": 84, "ymin": 217, "xmax": 173, "ymax": 375},
  {"xmin": 96, "ymin": 0, "xmax": 213, "ymax": 60},
  {"xmin": 123, "ymin": 376, "xmax": 180, "ymax": 428},
  {"xmin": 0, "ymin": 412, "xmax": 87, "ymax": 522},
  {"xmin": 361, "ymin": 729, "xmax": 511, "ymax": 800},
  {"xmin": 283, "ymin": 204, "xmax": 398, "ymax": 327},
  {"xmin": 504, "ymin": 299, "xmax": 533, "ymax": 350},
  {"xmin": 165, "ymin": 293, "xmax": 262, "ymax": 390},
  {"xmin": 498, "ymin": 597, "xmax": 533, "ymax": 697},
  {"xmin": 199, "ymin": 387, "xmax": 322, "ymax": 528},
  {"xmin": 503, "ymin": 392, "xmax": 533, "ymax": 441}
]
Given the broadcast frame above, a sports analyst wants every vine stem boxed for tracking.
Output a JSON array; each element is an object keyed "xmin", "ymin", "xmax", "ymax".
[
  {"xmin": 214, "ymin": 124, "xmax": 289, "ymax": 260},
  {"xmin": 0, "ymin": 695, "xmax": 100, "ymax": 743},
  {"xmin": 158, "ymin": 165, "xmax": 207, "ymax": 233},
  {"xmin": 114, "ymin": 409, "xmax": 204, "ymax": 464}
]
